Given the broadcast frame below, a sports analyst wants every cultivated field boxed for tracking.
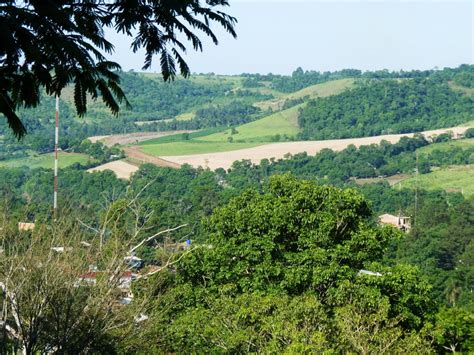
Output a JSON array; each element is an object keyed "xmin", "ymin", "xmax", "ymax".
[
  {"xmin": 159, "ymin": 126, "xmax": 471, "ymax": 170},
  {"xmin": 87, "ymin": 160, "xmax": 140, "ymax": 180},
  {"xmin": 139, "ymin": 142, "xmax": 261, "ymax": 157},
  {"xmin": 0, "ymin": 152, "xmax": 94, "ymax": 169}
]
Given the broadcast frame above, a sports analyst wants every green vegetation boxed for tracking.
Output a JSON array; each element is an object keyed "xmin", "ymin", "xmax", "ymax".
[
  {"xmin": 284, "ymin": 77, "xmax": 355, "ymax": 100},
  {"xmin": 0, "ymin": 152, "xmax": 94, "ymax": 169},
  {"xmin": 127, "ymin": 175, "xmax": 436, "ymax": 353},
  {"xmin": 0, "ymin": 0, "xmax": 237, "ymax": 138},
  {"xmin": 243, "ymin": 67, "xmax": 361, "ymax": 93},
  {"xmin": 140, "ymin": 141, "xmax": 261, "ymax": 156},
  {"xmin": 299, "ymin": 77, "xmax": 473, "ymax": 140},
  {"xmin": 417, "ymin": 138, "xmax": 474, "ymax": 155},
  {"xmin": 197, "ymin": 104, "xmax": 302, "ymax": 143},
  {"xmin": 1, "ymin": 135, "xmax": 474, "ymax": 352},
  {"xmin": 137, "ymin": 128, "xmax": 224, "ymax": 145},
  {"xmin": 3, "ymin": 66, "xmax": 473, "ymax": 160},
  {"xmin": 399, "ymin": 165, "xmax": 474, "ymax": 196},
  {"xmin": 2, "ymin": 65, "xmax": 474, "ymax": 353},
  {"xmin": 138, "ymin": 104, "xmax": 304, "ymax": 156},
  {"xmin": 255, "ymin": 78, "xmax": 355, "ymax": 111}
]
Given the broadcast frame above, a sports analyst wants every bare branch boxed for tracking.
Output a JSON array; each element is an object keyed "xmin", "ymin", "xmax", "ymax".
[{"xmin": 128, "ymin": 224, "xmax": 188, "ymax": 255}]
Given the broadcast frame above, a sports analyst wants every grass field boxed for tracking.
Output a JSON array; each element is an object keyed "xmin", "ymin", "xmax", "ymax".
[
  {"xmin": 254, "ymin": 78, "xmax": 355, "ymax": 111},
  {"xmin": 0, "ymin": 152, "xmax": 94, "ymax": 169},
  {"xmin": 138, "ymin": 128, "xmax": 224, "ymax": 146},
  {"xmin": 417, "ymin": 138, "xmax": 474, "ymax": 155},
  {"xmin": 139, "ymin": 141, "xmax": 262, "ymax": 156},
  {"xmin": 196, "ymin": 104, "xmax": 303, "ymax": 143},
  {"xmin": 398, "ymin": 165, "xmax": 474, "ymax": 196},
  {"xmin": 175, "ymin": 112, "xmax": 195, "ymax": 121}
]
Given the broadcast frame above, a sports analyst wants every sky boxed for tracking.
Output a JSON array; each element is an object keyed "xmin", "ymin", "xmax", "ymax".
[{"xmin": 107, "ymin": 0, "xmax": 473, "ymax": 75}]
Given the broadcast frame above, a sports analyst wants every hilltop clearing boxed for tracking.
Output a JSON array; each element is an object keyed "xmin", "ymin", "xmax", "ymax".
[{"xmin": 253, "ymin": 78, "xmax": 355, "ymax": 111}]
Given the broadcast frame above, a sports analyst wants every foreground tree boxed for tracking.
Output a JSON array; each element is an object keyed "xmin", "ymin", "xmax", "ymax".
[
  {"xmin": 0, "ymin": 197, "xmax": 188, "ymax": 353},
  {"xmin": 125, "ymin": 175, "xmax": 436, "ymax": 352},
  {"xmin": 0, "ymin": 0, "xmax": 236, "ymax": 137}
]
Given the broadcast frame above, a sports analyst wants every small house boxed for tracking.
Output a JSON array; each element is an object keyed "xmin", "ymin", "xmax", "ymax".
[{"xmin": 378, "ymin": 213, "xmax": 411, "ymax": 232}]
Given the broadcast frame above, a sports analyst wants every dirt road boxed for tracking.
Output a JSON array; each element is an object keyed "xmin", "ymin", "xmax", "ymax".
[{"xmin": 123, "ymin": 147, "xmax": 181, "ymax": 169}]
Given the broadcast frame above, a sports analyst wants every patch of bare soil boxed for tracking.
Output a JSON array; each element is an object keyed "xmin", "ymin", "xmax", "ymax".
[{"xmin": 87, "ymin": 160, "xmax": 139, "ymax": 180}]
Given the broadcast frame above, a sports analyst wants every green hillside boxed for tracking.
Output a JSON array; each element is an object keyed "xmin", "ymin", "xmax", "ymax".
[
  {"xmin": 0, "ymin": 152, "xmax": 94, "ymax": 169},
  {"xmin": 417, "ymin": 138, "xmax": 474, "ymax": 155},
  {"xmin": 198, "ymin": 104, "xmax": 303, "ymax": 143},
  {"xmin": 398, "ymin": 165, "xmax": 474, "ymax": 196},
  {"xmin": 298, "ymin": 78, "xmax": 474, "ymax": 140},
  {"xmin": 254, "ymin": 78, "xmax": 355, "ymax": 111}
]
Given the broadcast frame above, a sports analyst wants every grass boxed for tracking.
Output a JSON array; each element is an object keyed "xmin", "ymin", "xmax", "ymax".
[
  {"xmin": 139, "ymin": 141, "xmax": 261, "ymax": 156},
  {"xmin": 397, "ymin": 165, "xmax": 474, "ymax": 196},
  {"xmin": 196, "ymin": 104, "xmax": 303, "ymax": 143},
  {"xmin": 417, "ymin": 138, "xmax": 474, "ymax": 155},
  {"xmin": 175, "ymin": 112, "xmax": 195, "ymax": 121},
  {"xmin": 287, "ymin": 78, "xmax": 355, "ymax": 100},
  {"xmin": 0, "ymin": 152, "xmax": 94, "ymax": 169},
  {"xmin": 448, "ymin": 82, "xmax": 474, "ymax": 97},
  {"xmin": 254, "ymin": 78, "xmax": 355, "ymax": 111},
  {"xmin": 138, "ymin": 128, "xmax": 225, "ymax": 146},
  {"xmin": 130, "ymin": 78, "xmax": 355, "ymax": 156}
]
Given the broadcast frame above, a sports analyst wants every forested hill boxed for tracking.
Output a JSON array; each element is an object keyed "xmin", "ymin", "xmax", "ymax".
[
  {"xmin": 298, "ymin": 77, "xmax": 474, "ymax": 140},
  {"xmin": 0, "ymin": 65, "xmax": 472, "ymax": 160}
]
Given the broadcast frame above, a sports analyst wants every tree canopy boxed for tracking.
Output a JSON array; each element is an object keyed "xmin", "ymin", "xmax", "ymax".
[{"xmin": 0, "ymin": 0, "xmax": 236, "ymax": 137}]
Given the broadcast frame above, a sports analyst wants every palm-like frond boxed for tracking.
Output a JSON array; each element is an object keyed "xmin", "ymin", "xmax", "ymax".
[{"xmin": 0, "ymin": 0, "xmax": 237, "ymax": 138}]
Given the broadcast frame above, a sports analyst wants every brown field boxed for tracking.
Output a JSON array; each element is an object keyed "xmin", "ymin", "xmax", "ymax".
[
  {"xmin": 159, "ymin": 126, "xmax": 471, "ymax": 170},
  {"xmin": 123, "ymin": 147, "xmax": 180, "ymax": 168},
  {"xmin": 88, "ymin": 130, "xmax": 194, "ymax": 147},
  {"xmin": 87, "ymin": 160, "xmax": 140, "ymax": 180}
]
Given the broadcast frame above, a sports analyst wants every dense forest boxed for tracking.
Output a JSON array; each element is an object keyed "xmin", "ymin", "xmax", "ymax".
[
  {"xmin": 298, "ymin": 78, "xmax": 473, "ymax": 139},
  {"xmin": 1, "ymin": 156, "xmax": 472, "ymax": 351}
]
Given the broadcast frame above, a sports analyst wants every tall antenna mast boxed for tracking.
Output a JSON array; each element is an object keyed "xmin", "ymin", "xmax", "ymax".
[{"xmin": 54, "ymin": 96, "xmax": 59, "ymax": 220}]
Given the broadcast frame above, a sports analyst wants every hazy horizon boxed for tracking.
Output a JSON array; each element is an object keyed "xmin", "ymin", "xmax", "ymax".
[{"xmin": 107, "ymin": 0, "xmax": 473, "ymax": 75}]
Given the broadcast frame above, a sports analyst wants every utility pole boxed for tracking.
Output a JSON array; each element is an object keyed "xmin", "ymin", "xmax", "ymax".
[
  {"xmin": 414, "ymin": 151, "xmax": 419, "ymax": 228},
  {"xmin": 53, "ymin": 96, "xmax": 59, "ymax": 220}
]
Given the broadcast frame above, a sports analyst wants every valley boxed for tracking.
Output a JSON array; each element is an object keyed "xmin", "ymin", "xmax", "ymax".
[{"xmin": 1, "ymin": 65, "xmax": 473, "ymax": 353}]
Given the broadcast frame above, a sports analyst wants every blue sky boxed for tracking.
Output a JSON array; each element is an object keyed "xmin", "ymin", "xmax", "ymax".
[{"xmin": 107, "ymin": 0, "xmax": 473, "ymax": 75}]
